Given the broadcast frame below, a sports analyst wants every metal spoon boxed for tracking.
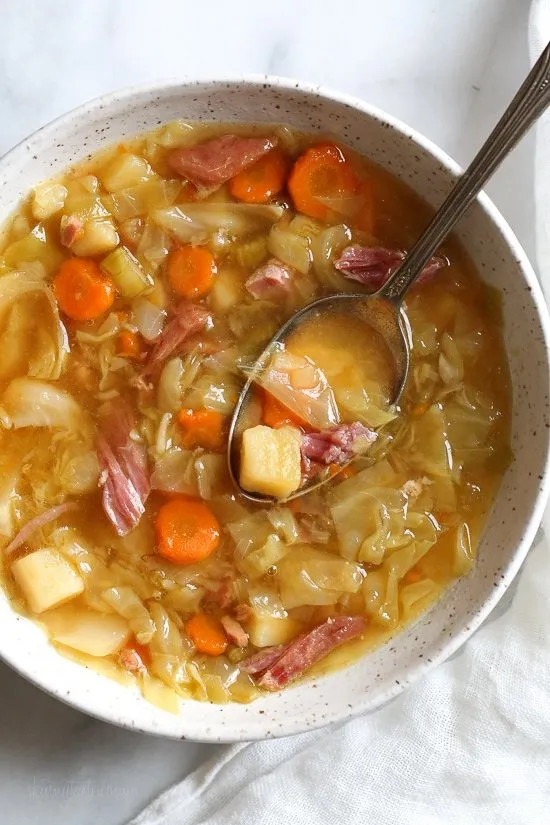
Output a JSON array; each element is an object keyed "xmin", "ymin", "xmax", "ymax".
[{"xmin": 229, "ymin": 41, "xmax": 550, "ymax": 503}]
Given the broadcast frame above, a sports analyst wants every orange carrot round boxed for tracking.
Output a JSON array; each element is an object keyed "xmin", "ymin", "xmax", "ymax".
[
  {"xmin": 229, "ymin": 149, "xmax": 288, "ymax": 203},
  {"xmin": 288, "ymin": 142, "xmax": 359, "ymax": 223},
  {"xmin": 178, "ymin": 408, "xmax": 226, "ymax": 452},
  {"xmin": 117, "ymin": 329, "xmax": 144, "ymax": 358},
  {"xmin": 155, "ymin": 497, "xmax": 220, "ymax": 564},
  {"xmin": 167, "ymin": 245, "xmax": 216, "ymax": 299},
  {"xmin": 185, "ymin": 613, "xmax": 228, "ymax": 656},
  {"xmin": 53, "ymin": 257, "xmax": 115, "ymax": 321}
]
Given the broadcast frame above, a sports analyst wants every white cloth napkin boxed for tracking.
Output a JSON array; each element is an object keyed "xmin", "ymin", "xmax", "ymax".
[{"xmin": 128, "ymin": 6, "xmax": 550, "ymax": 823}]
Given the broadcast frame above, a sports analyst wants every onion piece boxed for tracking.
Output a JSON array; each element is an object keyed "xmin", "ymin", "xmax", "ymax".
[
  {"xmin": 132, "ymin": 297, "xmax": 167, "ymax": 342},
  {"xmin": 5, "ymin": 502, "xmax": 77, "ymax": 555}
]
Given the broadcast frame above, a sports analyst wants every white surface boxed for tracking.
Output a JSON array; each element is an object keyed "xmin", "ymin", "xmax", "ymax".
[{"xmin": 0, "ymin": 0, "xmax": 538, "ymax": 823}]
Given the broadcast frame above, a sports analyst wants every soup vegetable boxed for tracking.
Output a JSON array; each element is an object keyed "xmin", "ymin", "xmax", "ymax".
[{"xmin": 0, "ymin": 122, "xmax": 511, "ymax": 708}]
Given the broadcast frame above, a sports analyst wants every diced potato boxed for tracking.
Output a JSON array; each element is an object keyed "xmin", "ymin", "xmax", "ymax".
[
  {"xmin": 249, "ymin": 614, "xmax": 302, "ymax": 647},
  {"xmin": 71, "ymin": 219, "xmax": 119, "ymax": 257},
  {"xmin": 240, "ymin": 425, "xmax": 302, "ymax": 499},
  {"xmin": 12, "ymin": 549, "xmax": 84, "ymax": 614},
  {"xmin": 32, "ymin": 181, "xmax": 68, "ymax": 220},
  {"xmin": 100, "ymin": 245, "xmax": 153, "ymax": 297},
  {"xmin": 210, "ymin": 267, "xmax": 245, "ymax": 314},
  {"xmin": 64, "ymin": 178, "xmax": 107, "ymax": 218},
  {"xmin": 100, "ymin": 153, "xmax": 153, "ymax": 192},
  {"xmin": 42, "ymin": 607, "xmax": 131, "ymax": 657}
]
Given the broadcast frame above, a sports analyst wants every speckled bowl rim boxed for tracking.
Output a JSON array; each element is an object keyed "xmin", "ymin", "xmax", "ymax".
[{"xmin": 0, "ymin": 74, "xmax": 549, "ymax": 742}]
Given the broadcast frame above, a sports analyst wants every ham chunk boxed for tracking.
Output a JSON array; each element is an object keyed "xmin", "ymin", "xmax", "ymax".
[
  {"xmin": 240, "ymin": 643, "xmax": 291, "ymax": 676},
  {"xmin": 334, "ymin": 246, "xmax": 445, "ymax": 290},
  {"xmin": 245, "ymin": 258, "xmax": 293, "ymax": 299},
  {"xmin": 221, "ymin": 615, "xmax": 249, "ymax": 648},
  {"xmin": 97, "ymin": 399, "xmax": 150, "ymax": 536},
  {"xmin": 141, "ymin": 302, "xmax": 211, "ymax": 382},
  {"xmin": 301, "ymin": 422, "xmax": 377, "ymax": 466},
  {"xmin": 168, "ymin": 134, "xmax": 277, "ymax": 189},
  {"xmin": 118, "ymin": 647, "xmax": 146, "ymax": 674},
  {"xmin": 240, "ymin": 615, "xmax": 366, "ymax": 689}
]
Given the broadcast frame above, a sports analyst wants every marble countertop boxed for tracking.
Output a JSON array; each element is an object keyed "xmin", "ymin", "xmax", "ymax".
[{"xmin": 0, "ymin": 1, "xmax": 536, "ymax": 822}]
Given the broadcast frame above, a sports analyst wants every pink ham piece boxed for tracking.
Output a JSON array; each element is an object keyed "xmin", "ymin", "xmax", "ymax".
[
  {"xmin": 140, "ymin": 302, "xmax": 211, "ymax": 382},
  {"xmin": 168, "ymin": 134, "xmax": 277, "ymax": 189},
  {"xmin": 97, "ymin": 399, "xmax": 150, "ymax": 536},
  {"xmin": 245, "ymin": 258, "xmax": 293, "ymax": 299},
  {"xmin": 334, "ymin": 246, "xmax": 445, "ymax": 290},
  {"xmin": 240, "ymin": 643, "xmax": 292, "ymax": 676},
  {"xmin": 4, "ymin": 502, "xmax": 78, "ymax": 556},
  {"xmin": 59, "ymin": 214, "xmax": 85, "ymax": 248},
  {"xmin": 240, "ymin": 615, "xmax": 367, "ymax": 690},
  {"xmin": 221, "ymin": 615, "xmax": 249, "ymax": 648},
  {"xmin": 118, "ymin": 647, "xmax": 146, "ymax": 674},
  {"xmin": 301, "ymin": 422, "xmax": 377, "ymax": 466}
]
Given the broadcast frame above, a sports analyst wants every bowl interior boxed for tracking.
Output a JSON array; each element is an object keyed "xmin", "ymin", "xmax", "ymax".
[{"xmin": 0, "ymin": 78, "xmax": 548, "ymax": 741}]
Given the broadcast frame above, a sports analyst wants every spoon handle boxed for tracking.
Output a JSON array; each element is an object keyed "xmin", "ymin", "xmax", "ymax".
[{"xmin": 379, "ymin": 41, "xmax": 550, "ymax": 305}]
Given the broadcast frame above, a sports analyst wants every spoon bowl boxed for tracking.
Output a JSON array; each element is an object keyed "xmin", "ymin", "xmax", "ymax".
[{"xmin": 227, "ymin": 292, "xmax": 411, "ymax": 504}]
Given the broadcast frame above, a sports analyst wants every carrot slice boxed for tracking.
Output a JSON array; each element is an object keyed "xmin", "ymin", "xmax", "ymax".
[
  {"xmin": 167, "ymin": 245, "xmax": 216, "ymax": 299},
  {"xmin": 155, "ymin": 497, "xmax": 220, "ymax": 564},
  {"xmin": 288, "ymin": 142, "xmax": 359, "ymax": 223},
  {"xmin": 185, "ymin": 613, "xmax": 228, "ymax": 656},
  {"xmin": 53, "ymin": 257, "xmax": 115, "ymax": 321},
  {"xmin": 229, "ymin": 149, "xmax": 288, "ymax": 203},
  {"xmin": 261, "ymin": 390, "xmax": 306, "ymax": 429},
  {"xmin": 178, "ymin": 408, "xmax": 226, "ymax": 451},
  {"xmin": 117, "ymin": 330, "xmax": 144, "ymax": 358}
]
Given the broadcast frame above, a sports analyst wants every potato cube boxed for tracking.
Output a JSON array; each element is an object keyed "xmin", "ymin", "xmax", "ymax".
[
  {"xmin": 71, "ymin": 218, "xmax": 119, "ymax": 257},
  {"xmin": 240, "ymin": 424, "xmax": 301, "ymax": 499},
  {"xmin": 249, "ymin": 615, "xmax": 302, "ymax": 648},
  {"xmin": 32, "ymin": 181, "xmax": 68, "ymax": 220},
  {"xmin": 12, "ymin": 549, "xmax": 84, "ymax": 614},
  {"xmin": 100, "ymin": 153, "xmax": 152, "ymax": 192}
]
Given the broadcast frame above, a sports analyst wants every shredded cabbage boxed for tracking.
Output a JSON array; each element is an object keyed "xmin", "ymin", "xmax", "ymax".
[
  {"xmin": 267, "ymin": 220, "xmax": 311, "ymax": 274},
  {"xmin": 1, "ymin": 378, "xmax": 84, "ymax": 431},
  {"xmin": 311, "ymin": 224, "xmax": 352, "ymax": 288},
  {"xmin": 153, "ymin": 203, "xmax": 284, "ymax": 244},
  {"xmin": 0, "ymin": 272, "xmax": 68, "ymax": 381},
  {"xmin": 151, "ymin": 447, "xmax": 198, "ymax": 495},
  {"xmin": 277, "ymin": 545, "xmax": 363, "ymax": 609},
  {"xmin": 256, "ymin": 348, "xmax": 339, "ymax": 430},
  {"xmin": 102, "ymin": 586, "xmax": 156, "ymax": 644}
]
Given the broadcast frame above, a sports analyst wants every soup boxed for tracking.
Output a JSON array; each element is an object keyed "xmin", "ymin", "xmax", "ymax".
[{"xmin": 0, "ymin": 122, "xmax": 511, "ymax": 708}]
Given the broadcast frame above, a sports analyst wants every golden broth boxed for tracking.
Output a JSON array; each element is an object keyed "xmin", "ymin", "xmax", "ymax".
[{"xmin": 0, "ymin": 120, "xmax": 511, "ymax": 707}]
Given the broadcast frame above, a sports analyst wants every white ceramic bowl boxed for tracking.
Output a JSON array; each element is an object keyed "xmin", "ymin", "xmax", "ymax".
[{"xmin": 0, "ymin": 77, "xmax": 549, "ymax": 742}]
